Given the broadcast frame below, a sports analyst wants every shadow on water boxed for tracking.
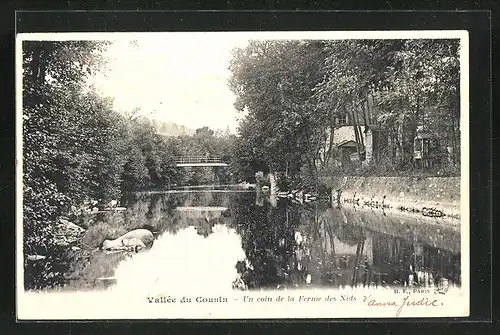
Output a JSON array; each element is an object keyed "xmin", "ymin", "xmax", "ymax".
[{"xmin": 67, "ymin": 188, "xmax": 460, "ymax": 292}]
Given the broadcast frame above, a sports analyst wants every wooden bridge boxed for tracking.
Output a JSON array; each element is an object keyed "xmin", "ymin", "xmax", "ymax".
[{"xmin": 174, "ymin": 156, "xmax": 229, "ymax": 167}]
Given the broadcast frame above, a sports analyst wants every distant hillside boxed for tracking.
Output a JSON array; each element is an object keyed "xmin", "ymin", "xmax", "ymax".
[{"xmin": 151, "ymin": 120, "xmax": 196, "ymax": 137}]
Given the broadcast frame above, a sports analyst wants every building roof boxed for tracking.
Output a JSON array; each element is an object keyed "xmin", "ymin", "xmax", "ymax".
[
  {"xmin": 415, "ymin": 132, "xmax": 435, "ymax": 139},
  {"xmin": 332, "ymin": 126, "xmax": 365, "ymax": 145},
  {"xmin": 337, "ymin": 140, "xmax": 358, "ymax": 148}
]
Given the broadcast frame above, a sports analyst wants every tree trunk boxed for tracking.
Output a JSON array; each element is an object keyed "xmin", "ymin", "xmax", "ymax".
[
  {"xmin": 395, "ymin": 115, "xmax": 404, "ymax": 164},
  {"xmin": 353, "ymin": 108, "xmax": 365, "ymax": 148},
  {"xmin": 449, "ymin": 97, "xmax": 460, "ymax": 165},
  {"xmin": 322, "ymin": 126, "xmax": 335, "ymax": 168},
  {"xmin": 451, "ymin": 116, "xmax": 458, "ymax": 165},
  {"xmin": 405, "ymin": 113, "xmax": 418, "ymax": 166},
  {"xmin": 353, "ymin": 111, "xmax": 364, "ymax": 159},
  {"xmin": 367, "ymin": 93, "xmax": 374, "ymax": 125},
  {"xmin": 348, "ymin": 108, "xmax": 361, "ymax": 158},
  {"xmin": 306, "ymin": 157, "xmax": 319, "ymax": 189}
]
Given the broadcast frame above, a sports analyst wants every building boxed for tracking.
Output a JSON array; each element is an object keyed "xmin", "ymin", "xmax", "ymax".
[
  {"xmin": 413, "ymin": 129, "xmax": 444, "ymax": 169},
  {"xmin": 336, "ymin": 140, "xmax": 359, "ymax": 164},
  {"xmin": 316, "ymin": 124, "xmax": 366, "ymax": 168}
]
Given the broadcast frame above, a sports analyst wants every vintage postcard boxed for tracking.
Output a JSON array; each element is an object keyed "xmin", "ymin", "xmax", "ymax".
[{"xmin": 16, "ymin": 30, "xmax": 469, "ymax": 319}]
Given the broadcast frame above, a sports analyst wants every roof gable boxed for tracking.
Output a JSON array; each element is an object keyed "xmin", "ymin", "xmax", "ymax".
[
  {"xmin": 332, "ymin": 126, "xmax": 365, "ymax": 145},
  {"xmin": 337, "ymin": 140, "xmax": 358, "ymax": 147}
]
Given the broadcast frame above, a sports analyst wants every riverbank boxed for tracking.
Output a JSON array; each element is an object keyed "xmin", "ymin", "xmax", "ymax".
[{"xmin": 321, "ymin": 176, "xmax": 461, "ymax": 222}]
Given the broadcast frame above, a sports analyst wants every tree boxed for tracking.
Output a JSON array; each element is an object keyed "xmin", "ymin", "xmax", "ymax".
[
  {"xmin": 22, "ymin": 40, "xmax": 111, "ymax": 289},
  {"xmin": 315, "ymin": 39, "xmax": 460, "ymax": 169},
  {"xmin": 229, "ymin": 40, "xmax": 326, "ymax": 185},
  {"xmin": 121, "ymin": 145, "xmax": 150, "ymax": 192},
  {"xmin": 230, "ymin": 38, "xmax": 460, "ymax": 184}
]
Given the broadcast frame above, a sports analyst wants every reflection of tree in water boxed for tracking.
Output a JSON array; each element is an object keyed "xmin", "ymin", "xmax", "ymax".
[
  {"xmin": 117, "ymin": 191, "xmax": 460, "ymax": 290},
  {"xmin": 117, "ymin": 191, "xmax": 234, "ymax": 237},
  {"xmin": 370, "ymin": 235, "xmax": 461, "ymax": 287},
  {"xmin": 232, "ymin": 195, "xmax": 304, "ymax": 289},
  {"xmin": 335, "ymin": 223, "xmax": 364, "ymax": 246},
  {"xmin": 301, "ymin": 207, "xmax": 461, "ymax": 289},
  {"xmin": 232, "ymin": 199, "xmax": 377, "ymax": 290},
  {"xmin": 297, "ymin": 206, "xmax": 367, "ymax": 288},
  {"xmin": 194, "ymin": 217, "xmax": 222, "ymax": 238},
  {"xmin": 232, "ymin": 198, "xmax": 461, "ymax": 290}
]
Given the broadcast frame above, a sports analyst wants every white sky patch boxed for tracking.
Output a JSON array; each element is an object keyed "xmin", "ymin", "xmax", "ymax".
[{"xmin": 89, "ymin": 35, "xmax": 250, "ymax": 133}]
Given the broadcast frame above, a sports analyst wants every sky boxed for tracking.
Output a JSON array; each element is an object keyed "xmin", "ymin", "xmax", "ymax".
[
  {"xmin": 90, "ymin": 33, "xmax": 250, "ymax": 133},
  {"xmin": 52, "ymin": 31, "xmax": 466, "ymax": 135}
]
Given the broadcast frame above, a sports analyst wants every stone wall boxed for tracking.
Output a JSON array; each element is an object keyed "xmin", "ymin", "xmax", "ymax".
[{"xmin": 323, "ymin": 176, "xmax": 461, "ymax": 219}]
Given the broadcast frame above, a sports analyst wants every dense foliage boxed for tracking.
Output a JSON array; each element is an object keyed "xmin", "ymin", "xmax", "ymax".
[
  {"xmin": 22, "ymin": 41, "xmax": 234, "ymax": 289},
  {"xmin": 229, "ymin": 39, "xmax": 461, "ymax": 187}
]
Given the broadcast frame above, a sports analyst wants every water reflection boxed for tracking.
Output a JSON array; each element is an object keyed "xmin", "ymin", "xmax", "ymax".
[
  {"xmin": 81, "ymin": 190, "xmax": 461, "ymax": 292},
  {"xmin": 112, "ymin": 224, "xmax": 245, "ymax": 295}
]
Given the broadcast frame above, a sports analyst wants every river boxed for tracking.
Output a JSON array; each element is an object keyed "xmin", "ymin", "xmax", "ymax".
[{"xmin": 63, "ymin": 186, "xmax": 461, "ymax": 294}]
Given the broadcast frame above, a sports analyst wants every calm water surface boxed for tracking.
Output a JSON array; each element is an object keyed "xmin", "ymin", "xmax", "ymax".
[{"xmin": 79, "ymin": 188, "xmax": 461, "ymax": 292}]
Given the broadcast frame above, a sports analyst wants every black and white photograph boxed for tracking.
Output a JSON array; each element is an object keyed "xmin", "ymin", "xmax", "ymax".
[{"xmin": 16, "ymin": 30, "xmax": 469, "ymax": 319}]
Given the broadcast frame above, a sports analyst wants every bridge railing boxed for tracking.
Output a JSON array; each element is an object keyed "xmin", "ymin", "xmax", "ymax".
[{"xmin": 174, "ymin": 156, "xmax": 224, "ymax": 164}]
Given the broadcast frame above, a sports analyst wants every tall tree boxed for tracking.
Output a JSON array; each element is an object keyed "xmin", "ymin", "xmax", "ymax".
[
  {"xmin": 229, "ymin": 40, "xmax": 326, "ymax": 184},
  {"xmin": 22, "ymin": 40, "xmax": 111, "ymax": 289}
]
